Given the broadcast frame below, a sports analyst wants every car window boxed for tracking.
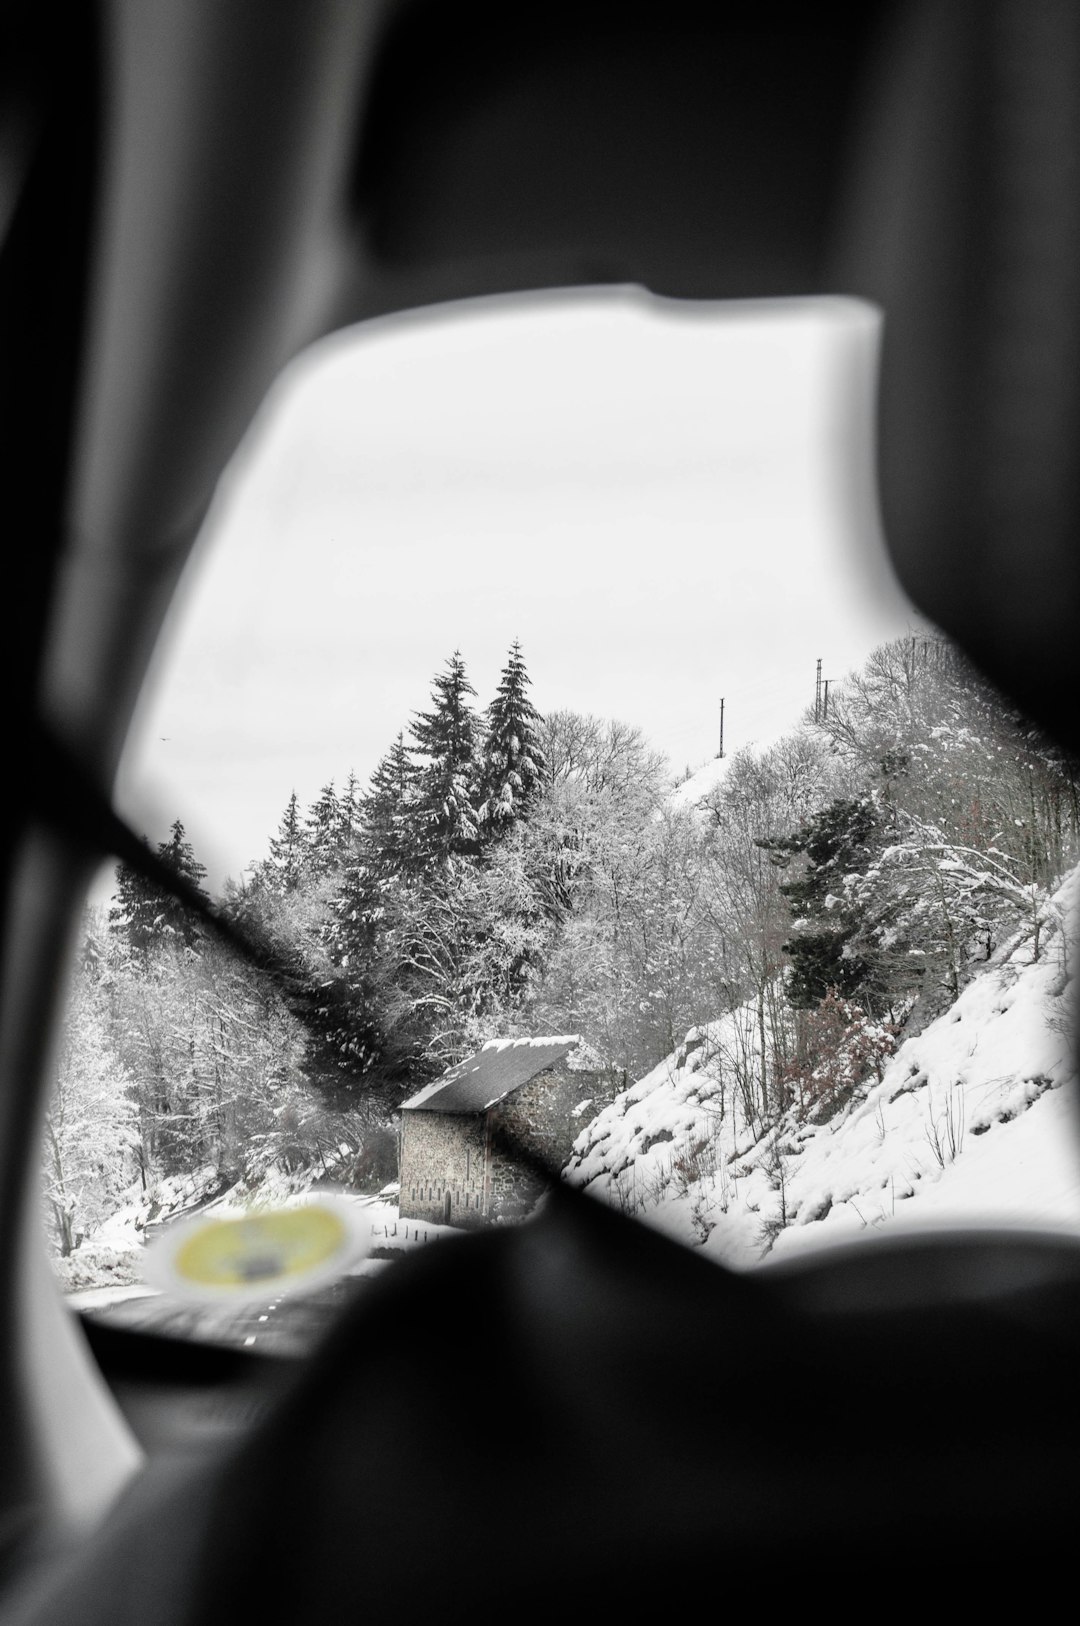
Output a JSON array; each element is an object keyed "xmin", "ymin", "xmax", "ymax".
[{"xmin": 46, "ymin": 290, "xmax": 1080, "ymax": 1352}]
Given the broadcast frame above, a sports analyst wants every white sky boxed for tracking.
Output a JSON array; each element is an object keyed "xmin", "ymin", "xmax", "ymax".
[{"xmin": 112, "ymin": 287, "xmax": 920, "ymax": 897}]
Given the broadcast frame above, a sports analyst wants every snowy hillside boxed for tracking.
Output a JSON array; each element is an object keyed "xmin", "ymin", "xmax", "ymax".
[
  {"xmin": 668, "ymin": 755, "xmax": 728, "ymax": 813},
  {"xmin": 565, "ymin": 867, "xmax": 1080, "ymax": 1267}
]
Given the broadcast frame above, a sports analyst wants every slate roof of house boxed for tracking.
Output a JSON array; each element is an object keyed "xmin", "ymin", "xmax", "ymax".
[{"xmin": 400, "ymin": 1036, "xmax": 580, "ymax": 1116}]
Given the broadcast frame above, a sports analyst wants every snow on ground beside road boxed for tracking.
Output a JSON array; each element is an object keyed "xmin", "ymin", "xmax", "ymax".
[
  {"xmin": 63, "ymin": 1187, "xmax": 455, "ymax": 1301},
  {"xmin": 63, "ymin": 868, "xmax": 1080, "ymax": 1305},
  {"xmin": 67, "ymin": 1284, "xmax": 160, "ymax": 1310},
  {"xmin": 348, "ymin": 1194, "xmax": 460, "ymax": 1253},
  {"xmin": 567, "ymin": 867, "xmax": 1080, "ymax": 1267}
]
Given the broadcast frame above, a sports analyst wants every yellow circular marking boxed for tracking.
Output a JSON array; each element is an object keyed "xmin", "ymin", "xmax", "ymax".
[{"xmin": 172, "ymin": 1206, "xmax": 347, "ymax": 1290}]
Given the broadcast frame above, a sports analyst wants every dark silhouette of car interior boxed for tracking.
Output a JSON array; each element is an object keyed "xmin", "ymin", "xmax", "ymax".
[{"xmin": 1, "ymin": 1, "xmax": 1078, "ymax": 1616}]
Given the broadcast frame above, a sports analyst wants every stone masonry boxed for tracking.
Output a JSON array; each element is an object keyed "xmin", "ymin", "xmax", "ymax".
[{"xmin": 398, "ymin": 1040, "xmax": 623, "ymax": 1228}]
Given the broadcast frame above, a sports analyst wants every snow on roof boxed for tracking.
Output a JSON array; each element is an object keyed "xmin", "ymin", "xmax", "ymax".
[{"xmin": 400, "ymin": 1036, "xmax": 581, "ymax": 1115}]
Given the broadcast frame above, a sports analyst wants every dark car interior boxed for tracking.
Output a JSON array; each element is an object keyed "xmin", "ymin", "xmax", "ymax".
[{"xmin": 2, "ymin": 0, "xmax": 1078, "ymax": 1616}]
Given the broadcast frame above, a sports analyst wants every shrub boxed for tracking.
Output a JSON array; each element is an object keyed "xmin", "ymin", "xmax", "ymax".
[{"xmin": 775, "ymin": 990, "xmax": 897, "ymax": 1118}]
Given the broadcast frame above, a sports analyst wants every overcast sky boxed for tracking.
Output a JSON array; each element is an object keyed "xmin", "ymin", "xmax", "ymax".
[{"xmin": 111, "ymin": 287, "xmax": 921, "ymax": 897}]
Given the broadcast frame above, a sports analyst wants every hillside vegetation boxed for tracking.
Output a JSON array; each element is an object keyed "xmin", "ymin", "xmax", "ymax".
[
  {"xmin": 46, "ymin": 632, "xmax": 1080, "ymax": 1265},
  {"xmin": 567, "ymin": 865, "xmax": 1080, "ymax": 1261}
]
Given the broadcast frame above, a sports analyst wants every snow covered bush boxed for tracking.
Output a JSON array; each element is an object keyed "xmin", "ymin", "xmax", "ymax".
[
  {"xmin": 41, "ymin": 954, "xmax": 138, "ymax": 1257},
  {"xmin": 775, "ymin": 991, "xmax": 897, "ymax": 1119},
  {"xmin": 51, "ymin": 1240, "xmax": 143, "ymax": 1293}
]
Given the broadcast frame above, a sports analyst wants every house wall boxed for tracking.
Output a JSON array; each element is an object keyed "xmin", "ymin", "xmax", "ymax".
[
  {"xmin": 399, "ymin": 1065, "xmax": 624, "ymax": 1227},
  {"xmin": 398, "ymin": 1110, "xmax": 489, "ymax": 1228},
  {"xmin": 485, "ymin": 1065, "xmax": 600, "ymax": 1218}
]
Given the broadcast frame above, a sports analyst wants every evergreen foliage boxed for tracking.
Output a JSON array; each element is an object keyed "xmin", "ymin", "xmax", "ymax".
[
  {"xmin": 408, "ymin": 651, "xmax": 481, "ymax": 867},
  {"xmin": 59, "ymin": 630, "xmax": 1080, "ymax": 1262},
  {"xmin": 308, "ymin": 858, "xmax": 426, "ymax": 1097},
  {"xmin": 361, "ymin": 733, "xmax": 417, "ymax": 877},
  {"xmin": 336, "ymin": 772, "xmax": 361, "ymax": 851},
  {"xmin": 304, "ymin": 782, "xmax": 343, "ymax": 877},
  {"xmin": 479, "ymin": 641, "xmax": 545, "ymax": 840},
  {"xmin": 762, "ymin": 798, "xmax": 883, "ymax": 1010},
  {"xmin": 108, "ymin": 820, "xmax": 209, "ymax": 956},
  {"xmin": 266, "ymin": 791, "xmax": 305, "ymax": 893}
]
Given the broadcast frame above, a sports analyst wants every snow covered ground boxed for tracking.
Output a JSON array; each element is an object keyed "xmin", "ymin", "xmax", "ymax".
[
  {"xmin": 567, "ymin": 868, "xmax": 1080, "ymax": 1268},
  {"xmin": 65, "ymin": 1190, "xmax": 462, "ymax": 1354},
  {"xmin": 64, "ymin": 864, "xmax": 1080, "ymax": 1319},
  {"xmin": 63, "ymin": 1181, "xmax": 457, "ymax": 1309},
  {"xmin": 669, "ymin": 755, "xmax": 728, "ymax": 813}
]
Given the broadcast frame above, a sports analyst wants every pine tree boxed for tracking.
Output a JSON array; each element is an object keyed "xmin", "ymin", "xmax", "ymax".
[
  {"xmin": 408, "ymin": 652, "xmax": 481, "ymax": 867},
  {"xmin": 155, "ymin": 821, "xmax": 210, "ymax": 946},
  {"xmin": 336, "ymin": 771, "xmax": 361, "ymax": 853},
  {"xmin": 305, "ymin": 781, "xmax": 342, "ymax": 877},
  {"xmin": 308, "ymin": 859, "xmax": 416, "ymax": 1094},
  {"xmin": 762, "ymin": 798, "xmax": 884, "ymax": 1010},
  {"xmin": 266, "ymin": 790, "xmax": 305, "ymax": 893},
  {"xmin": 479, "ymin": 640, "xmax": 545, "ymax": 842},
  {"xmin": 109, "ymin": 821, "xmax": 210, "ymax": 956},
  {"xmin": 362, "ymin": 733, "xmax": 417, "ymax": 876},
  {"xmin": 108, "ymin": 840, "xmax": 159, "ymax": 956}
]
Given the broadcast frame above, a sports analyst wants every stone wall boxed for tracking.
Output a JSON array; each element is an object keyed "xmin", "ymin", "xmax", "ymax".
[
  {"xmin": 486, "ymin": 1066, "xmax": 613, "ymax": 1218},
  {"xmin": 399, "ymin": 1110, "xmax": 489, "ymax": 1228},
  {"xmin": 399, "ymin": 1065, "xmax": 625, "ymax": 1227}
]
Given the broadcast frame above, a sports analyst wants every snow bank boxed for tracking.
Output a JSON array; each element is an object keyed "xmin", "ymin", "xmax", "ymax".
[
  {"xmin": 668, "ymin": 756, "xmax": 728, "ymax": 814},
  {"xmin": 51, "ymin": 1239, "xmax": 145, "ymax": 1294},
  {"xmin": 567, "ymin": 867, "xmax": 1080, "ymax": 1266}
]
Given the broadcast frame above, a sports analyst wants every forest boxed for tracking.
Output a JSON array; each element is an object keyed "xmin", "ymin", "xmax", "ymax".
[{"xmin": 43, "ymin": 633, "xmax": 1080, "ymax": 1258}]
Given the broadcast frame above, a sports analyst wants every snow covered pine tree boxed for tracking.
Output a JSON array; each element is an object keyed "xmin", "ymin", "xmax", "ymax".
[
  {"xmin": 408, "ymin": 651, "xmax": 482, "ymax": 868},
  {"xmin": 108, "ymin": 820, "xmax": 210, "ymax": 956},
  {"xmin": 478, "ymin": 640, "xmax": 546, "ymax": 842}
]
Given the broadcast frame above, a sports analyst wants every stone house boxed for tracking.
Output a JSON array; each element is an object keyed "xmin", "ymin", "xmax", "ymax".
[{"xmin": 398, "ymin": 1035, "xmax": 622, "ymax": 1227}]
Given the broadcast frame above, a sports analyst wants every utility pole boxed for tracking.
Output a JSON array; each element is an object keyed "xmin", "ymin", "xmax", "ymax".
[
  {"xmin": 717, "ymin": 697, "xmax": 725, "ymax": 760},
  {"xmin": 814, "ymin": 658, "xmax": 822, "ymax": 724}
]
